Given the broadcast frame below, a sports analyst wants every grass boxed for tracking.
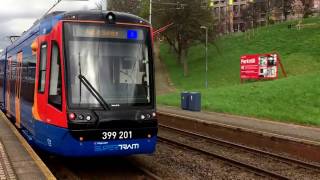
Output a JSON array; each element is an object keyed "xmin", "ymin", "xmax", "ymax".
[
  {"xmin": 158, "ymin": 17, "xmax": 320, "ymax": 126},
  {"xmin": 158, "ymin": 72, "xmax": 320, "ymax": 125}
]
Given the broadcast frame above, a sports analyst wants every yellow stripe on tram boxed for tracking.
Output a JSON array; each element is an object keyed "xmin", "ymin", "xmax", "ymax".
[
  {"xmin": 15, "ymin": 52, "xmax": 23, "ymax": 128},
  {"xmin": 6, "ymin": 57, "xmax": 12, "ymax": 117}
]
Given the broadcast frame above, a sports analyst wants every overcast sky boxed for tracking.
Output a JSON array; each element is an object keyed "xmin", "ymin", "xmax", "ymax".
[{"xmin": 0, "ymin": 0, "xmax": 101, "ymax": 51}]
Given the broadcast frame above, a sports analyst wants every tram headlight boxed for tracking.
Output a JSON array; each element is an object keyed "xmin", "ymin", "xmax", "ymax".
[
  {"xmin": 141, "ymin": 115, "xmax": 146, "ymax": 120},
  {"xmin": 86, "ymin": 115, "xmax": 92, "ymax": 121},
  {"xmin": 78, "ymin": 114, "xmax": 84, "ymax": 120},
  {"xmin": 108, "ymin": 14, "xmax": 113, "ymax": 20},
  {"xmin": 68, "ymin": 112, "xmax": 95, "ymax": 122},
  {"xmin": 152, "ymin": 112, "xmax": 156, "ymax": 117},
  {"xmin": 106, "ymin": 12, "xmax": 116, "ymax": 24}
]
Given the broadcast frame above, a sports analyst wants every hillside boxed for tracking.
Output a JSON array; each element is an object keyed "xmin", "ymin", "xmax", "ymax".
[
  {"xmin": 157, "ymin": 17, "xmax": 320, "ymax": 125},
  {"xmin": 160, "ymin": 17, "xmax": 320, "ymax": 89}
]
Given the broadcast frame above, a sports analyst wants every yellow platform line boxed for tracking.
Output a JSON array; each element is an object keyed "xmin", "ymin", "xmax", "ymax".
[{"xmin": 0, "ymin": 112, "xmax": 56, "ymax": 180}]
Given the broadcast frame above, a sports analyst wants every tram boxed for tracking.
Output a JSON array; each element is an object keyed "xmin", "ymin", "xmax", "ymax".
[{"xmin": 0, "ymin": 10, "xmax": 157, "ymax": 157}]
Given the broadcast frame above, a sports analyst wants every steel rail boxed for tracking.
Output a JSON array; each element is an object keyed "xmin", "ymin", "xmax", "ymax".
[
  {"xmin": 158, "ymin": 136, "xmax": 289, "ymax": 180},
  {"xmin": 129, "ymin": 160, "xmax": 162, "ymax": 180},
  {"xmin": 135, "ymin": 165, "xmax": 162, "ymax": 180},
  {"xmin": 159, "ymin": 124, "xmax": 320, "ymax": 172},
  {"xmin": 44, "ymin": 155, "xmax": 162, "ymax": 179}
]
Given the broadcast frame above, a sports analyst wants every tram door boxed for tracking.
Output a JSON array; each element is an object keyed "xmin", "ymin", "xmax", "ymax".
[
  {"xmin": 45, "ymin": 40, "xmax": 65, "ymax": 127},
  {"xmin": 33, "ymin": 39, "xmax": 48, "ymax": 121},
  {"xmin": 6, "ymin": 57, "xmax": 12, "ymax": 116},
  {"xmin": 15, "ymin": 52, "xmax": 23, "ymax": 128}
]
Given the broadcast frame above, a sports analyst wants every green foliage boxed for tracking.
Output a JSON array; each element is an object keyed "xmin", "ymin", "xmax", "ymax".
[
  {"xmin": 160, "ymin": 17, "xmax": 320, "ymax": 90},
  {"xmin": 155, "ymin": 0, "xmax": 214, "ymax": 76},
  {"xmin": 138, "ymin": 0, "xmax": 150, "ymax": 20},
  {"xmin": 158, "ymin": 17, "xmax": 320, "ymax": 125},
  {"xmin": 104, "ymin": 0, "xmax": 150, "ymax": 20},
  {"xmin": 158, "ymin": 72, "xmax": 320, "ymax": 125},
  {"xmin": 107, "ymin": 0, "xmax": 142, "ymax": 15}
]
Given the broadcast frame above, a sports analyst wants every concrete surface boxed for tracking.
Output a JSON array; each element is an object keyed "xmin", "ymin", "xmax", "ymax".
[
  {"xmin": 158, "ymin": 106, "xmax": 320, "ymax": 143},
  {"xmin": 0, "ymin": 113, "xmax": 54, "ymax": 180}
]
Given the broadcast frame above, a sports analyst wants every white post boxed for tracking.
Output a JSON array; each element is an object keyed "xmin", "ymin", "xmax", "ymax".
[
  {"xmin": 205, "ymin": 28, "xmax": 208, "ymax": 89},
  {"xmin": 149, "ymin": 0, "xmax": 152, "ymax": 24},
  {"xmin": 200, "ymin": 26, "xmax": 208, "ymax": 89}
]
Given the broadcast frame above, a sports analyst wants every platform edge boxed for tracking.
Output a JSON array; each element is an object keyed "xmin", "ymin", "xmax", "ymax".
[{"xmin": 0, "ymin": 112, "xmax": 56, "ymax": 180}]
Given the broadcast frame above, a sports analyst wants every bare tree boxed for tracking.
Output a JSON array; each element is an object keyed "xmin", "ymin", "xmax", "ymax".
[
  {"xmin": 107, "ymin": 0, "xmax": 140, "ymax": 15},
  {"xmin": 156, "ymin": 0, "xmax": 214, "ymax": 77},
  {"xmin": 95, "ymin": 0, "xmax": 103, "ymax": 10},
  {"xmin": 292, "ymin": 0, "xmax": 305, "ymax": 18}
]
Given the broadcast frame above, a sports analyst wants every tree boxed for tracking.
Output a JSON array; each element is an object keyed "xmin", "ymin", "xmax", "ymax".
[
  {"xmin": 95, "ymin": 0, "xmax": 150, "ymax": 20},
  {"xmin": 95, "ymin": 0, "xmax": 103, "ymax": 10},
  {"xmin": 283, "ymin": 0, "xmax": 294, "ymax": 20},
  {"xmin": 137, "ymin": 0, "xmax": 150, "ymax": 19},
  {"xmin": 107, "ymin": 0, "xmax": 141, "ymax": 15},
  {"xmin": 155, "ymin": 0, "xmax": 214, "ymax": 76},
  {"xmin": 292, "ymin": 0, "xmax": 305, "ymax": 18}
]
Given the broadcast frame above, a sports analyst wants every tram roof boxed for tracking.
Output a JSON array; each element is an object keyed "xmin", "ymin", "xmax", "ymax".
[{"xmin": 6, "ymin": 10, "xmax": 149, "ymax": 52}]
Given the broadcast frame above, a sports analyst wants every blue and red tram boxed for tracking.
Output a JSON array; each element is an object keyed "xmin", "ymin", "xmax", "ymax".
[{"xmin": 0, "ymin": 11, "xmax": 157, "ymax": 157}]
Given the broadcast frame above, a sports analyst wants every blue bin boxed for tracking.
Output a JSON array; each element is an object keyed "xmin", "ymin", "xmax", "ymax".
[
  {"xmin": 189, "ymin": 92, "xmax": 201, "ymax": 112},
  {"xmin": 181, "ymin": 92, "xmax": 190, "ymax": 110}
]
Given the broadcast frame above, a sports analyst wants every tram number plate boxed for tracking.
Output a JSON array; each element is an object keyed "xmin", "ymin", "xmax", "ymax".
[{"xmin": 102, "ymin": 131, "xmax": 133, "ymax": 140}]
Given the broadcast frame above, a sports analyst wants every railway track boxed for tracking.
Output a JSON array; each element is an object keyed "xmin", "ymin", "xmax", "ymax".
[
  {"xmin": 157, "ymin": 110, "xmax": 320, "ymax": 164},
  {"xmin": 40, "ymin": 154, "xmax": 162, "ymax": 180},
  {"xmin": 131, "ymin": 161, "xmax": 163, "ymax": 180},
  {"xmin": 158, "ymin": 124, "xmax": 320, "ymax": 180}
]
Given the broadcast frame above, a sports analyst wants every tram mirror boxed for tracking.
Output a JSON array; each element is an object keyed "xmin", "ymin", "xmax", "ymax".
[{"xmin": 31, "ymin": 41, "xmax": 38, "ymax": 52}]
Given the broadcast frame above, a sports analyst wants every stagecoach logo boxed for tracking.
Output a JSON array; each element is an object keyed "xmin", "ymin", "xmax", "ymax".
[
  {"xmin": 47, "ymin": 138, "xmax": 52, "ymax": 147},
  {"xmin": 94, "ymin": 142, "xmax": 119, "ymax": 152},
  {"xmin": 118, "ymin": 143, "xmax": 140, "ymax": 150}
]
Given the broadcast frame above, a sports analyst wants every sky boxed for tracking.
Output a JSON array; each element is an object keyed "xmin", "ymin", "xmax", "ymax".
[{"xmin": 0, "ymin": 0, "xmax": 101, "ymax": 52}]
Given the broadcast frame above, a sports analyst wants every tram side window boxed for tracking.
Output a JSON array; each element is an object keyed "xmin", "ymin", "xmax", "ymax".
[
  {"xmin": 28, "ymin": 56, "xmax": 36, "ymax": 81},
  {"xmin": 38, "ymin": 44, "xmax": 47, "ymax": 93},
  {"xmin": 48, "ymin": 42, "xmax": 62, "ymax": 110}
]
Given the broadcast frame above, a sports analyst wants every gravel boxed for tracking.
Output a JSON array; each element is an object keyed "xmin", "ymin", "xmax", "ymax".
[
  {"xmin": 131, "ymin": 143, "xmax": 266, "ymax": 180},
  {"xmin": 157, "ymin": 127, "xmax": 320, "ymax": 180},
  {"xmin": 40, "ymin": 126, "xmax": 320, "ymax": 179}
]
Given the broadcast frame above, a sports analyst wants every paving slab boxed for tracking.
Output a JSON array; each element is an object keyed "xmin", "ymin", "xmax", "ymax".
[
  {"xmin": 0, "ymin": 140, "xmax": 16, "ymax": 180},
  {"xmin": 0, "ymin": 113, "xmax": 55, "ymax": 180}
]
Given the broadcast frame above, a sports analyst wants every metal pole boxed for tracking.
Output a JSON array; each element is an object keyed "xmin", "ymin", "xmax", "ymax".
[
  {"xmin": 201, "ymin": 26, "xmax": 208, "ymax": 88},
  {"xmin": 149, "ymin": 0, "xmax": 152, "ymax": 24},
  {"xmin": 200, "ymin": 26, "xmax": 208, "ymax": 88},
  {"xmin": 205, "ymin": 28, "xmax": 208, "ymax": 89},
  {"xmin": 44, "ymin": 0, "xmax": 62, "ymax": 16}
]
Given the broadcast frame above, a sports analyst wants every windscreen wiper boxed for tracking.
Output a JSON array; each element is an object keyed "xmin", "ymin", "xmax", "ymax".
[{"xmin": 78, "ymin": 74, "xmax": 110, "ymax": 110}]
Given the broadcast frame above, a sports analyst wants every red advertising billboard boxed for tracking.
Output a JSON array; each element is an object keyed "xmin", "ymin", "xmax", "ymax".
[{"xmin": 240, "ymin": 54, "xmax": 279, "ymax": 80}]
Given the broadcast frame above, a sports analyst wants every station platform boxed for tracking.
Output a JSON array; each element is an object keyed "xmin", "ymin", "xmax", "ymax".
[
  {"xmin": 158, "ymin": 106, "xmax": 320, "ymax": 144},
  {"xmin": 0, "ymin": 113, "xmax": 55, "ymax": 180}
]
